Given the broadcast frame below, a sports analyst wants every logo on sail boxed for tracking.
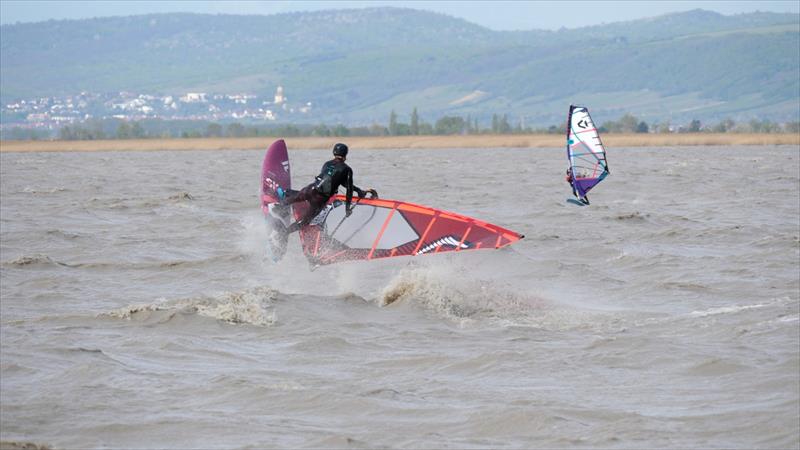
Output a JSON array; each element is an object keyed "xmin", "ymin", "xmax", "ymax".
[{"xmin": 416, "ymin": 236, "xmax": 470, "ymax": 255}]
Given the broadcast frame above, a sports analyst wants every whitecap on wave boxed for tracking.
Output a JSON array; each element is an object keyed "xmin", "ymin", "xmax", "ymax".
[
  {"xmin": 365, "ymin": 250, "xmax": 645, "ymax": 333},
  {"xmin": 378, "ymin": 264, "xmax": 573, "ymax": 328},
  {"xmin": 103, "ymin": 286, "xmax": 278, "ymax": 327},
  {"xmin": 3, "ymin": 254, "xmax": 66, "ymax": 267},
  {"xmin": 22, "ymin": 186, "xmax": 67, "ymax": 194}
]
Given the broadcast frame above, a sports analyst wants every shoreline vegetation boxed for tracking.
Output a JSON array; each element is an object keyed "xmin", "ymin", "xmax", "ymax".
[{"xmin": 1, "ymin": 133, "xmax": 798, "ymax": 153}]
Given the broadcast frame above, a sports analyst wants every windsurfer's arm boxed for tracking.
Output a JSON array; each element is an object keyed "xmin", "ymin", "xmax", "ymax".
[
  {"xmin": 345, "ymin": 167, "xmax": 354, "ymax": 213},
  {"xmin": 353, "ymin": 186, "xmax": 378, "ymax": 199},
  {"xmin": 354, "ymin": 185, "xmax": 366, "ymax": 198}
]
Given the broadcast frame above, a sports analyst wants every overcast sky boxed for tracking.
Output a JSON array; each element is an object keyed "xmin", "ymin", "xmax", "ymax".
[{"xmin": 1, "ymin": 0, "xmax": 798, "ymax": 30}]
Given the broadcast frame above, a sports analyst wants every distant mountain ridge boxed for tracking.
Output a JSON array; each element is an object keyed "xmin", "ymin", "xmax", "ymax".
[{"xmin": 2, "ymin": 7, "xmax": 798, "ymax": 125}]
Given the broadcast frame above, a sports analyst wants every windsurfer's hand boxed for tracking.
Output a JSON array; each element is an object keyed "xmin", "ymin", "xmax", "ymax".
[{"xmin": 367, "ymin": 189, "xmax": 378, "ymax": 199}]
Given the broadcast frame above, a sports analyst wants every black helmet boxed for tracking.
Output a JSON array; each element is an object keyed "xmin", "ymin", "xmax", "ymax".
[{"xmin": 333, "ymin": 143, "xmax": 348, "ymax": 157}]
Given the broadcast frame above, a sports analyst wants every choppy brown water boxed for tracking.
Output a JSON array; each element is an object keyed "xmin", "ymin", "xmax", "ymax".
[{"xmin": 1, "ymin": 146, "xmax": 798, "ymax": 449}]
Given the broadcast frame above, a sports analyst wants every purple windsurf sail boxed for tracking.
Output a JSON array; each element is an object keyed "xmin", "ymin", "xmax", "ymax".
[{"xmin": 566, "ymin": 105, "xmax": 610, "ymax": 198}]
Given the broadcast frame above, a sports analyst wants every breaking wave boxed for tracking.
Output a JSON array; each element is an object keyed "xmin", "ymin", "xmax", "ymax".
[
  {"xmin": 87, "ymin": 191, "xmax": 195, "ymax": 209},
  {"xmin": 22, "ymin": 186, "xmax": 67, "ymax": 195},
  {"xmin": 608, "ymin": 211, "xmax": 650, "ymax": 222},
  {"xmin": 45, "ymin": 229, "xmax": 85, "ymax": 240},
  {"xmin": 3, "ymin": 254, "xmax": 67, "ymax": 267},
  {"xmin": 377, "ymin": 265, "xmax": 623, "ymax": 331},
  {"xmin": 0, "ymin": 441, "xmax": 53, "ymax": 450},
  {"xmin": 688, "ymin": 303, "xmax": 769, "ymax": 318},
  {"xmin": 103, "ymin": 286, "xmax": 278, "ymax": 327},
  {"xmin": 167, "ymin": 191, "xmax": 194, "ymax": 201}
]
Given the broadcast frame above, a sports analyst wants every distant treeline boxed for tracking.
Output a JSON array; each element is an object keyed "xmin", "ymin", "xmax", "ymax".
[{"xmin": 3, "ymin": 109, "xmax": 799, "ymax": 141}]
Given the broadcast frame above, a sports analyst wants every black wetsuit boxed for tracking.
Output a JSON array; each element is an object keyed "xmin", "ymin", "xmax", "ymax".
[{"xmin": 281, "ymin": 158, "xmax": 364, "ymax": 233}]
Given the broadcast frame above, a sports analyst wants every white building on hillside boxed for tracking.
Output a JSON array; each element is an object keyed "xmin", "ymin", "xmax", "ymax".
[{"xmin": 181, "ymin": 93, "xmax": 207, "ymax": 103}]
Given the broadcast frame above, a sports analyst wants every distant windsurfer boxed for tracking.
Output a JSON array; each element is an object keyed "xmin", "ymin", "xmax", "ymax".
[
  {"xmin": 566, "ymin": 168, "xmax": 589, "ymax": 205},
  {"xmin": 277, "ymin": 143, "xmax": 377, "ymax": 234}
]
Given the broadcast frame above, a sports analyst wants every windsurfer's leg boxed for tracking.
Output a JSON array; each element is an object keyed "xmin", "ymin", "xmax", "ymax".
[
  {"xmin": 271, "ymin": 188, "xmax": 297, "ymax": 218},
  {"xmin": 272, "ymin": 186, "xmax": 312, "ymax": 224},
  {"xmin": 280, "ymin": 188, "xmax": 297, "ymax": 201},
  {"xmin": 280, "ymin": 185, "xmax": 313, "ymax": 206},
  {"xmin": 286, "ymin": 210, "xmax": 315, "ymax": 234},
  {"xmin": 285, "ymin": 221, "xmax": 302, "ymax": 234},
  {"xmin": 286, "ymin": 199, "xmax": 326, "ymax": 234}
]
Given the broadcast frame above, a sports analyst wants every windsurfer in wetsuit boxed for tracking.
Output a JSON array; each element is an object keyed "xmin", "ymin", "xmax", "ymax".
[
  {"xmin": 566, "ymin": 168, "xmax": 589, "ymax": 204},
  {"xmin": 278, "ymin": 143, "xmax": 377, "ymax": 234}
]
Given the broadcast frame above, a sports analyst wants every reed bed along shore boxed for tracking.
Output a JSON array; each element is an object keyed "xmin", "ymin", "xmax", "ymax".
[{"xmin": 1, "ymin": 133, "xmax": 798, "ymax": 153}]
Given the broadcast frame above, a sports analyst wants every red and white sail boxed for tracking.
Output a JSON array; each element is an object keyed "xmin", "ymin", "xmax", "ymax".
[{"xmin": 295, "ymin": 195, "xmax": 524, "ymax": 266}]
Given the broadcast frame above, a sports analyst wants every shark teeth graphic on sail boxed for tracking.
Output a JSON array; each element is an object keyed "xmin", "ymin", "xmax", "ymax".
[{"xmin": 416, "ymin": 236, "xmax": 469, "ymax": 255}]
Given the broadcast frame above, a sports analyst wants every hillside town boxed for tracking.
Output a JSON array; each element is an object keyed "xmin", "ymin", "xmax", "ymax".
[{"xmin": 1, "ymin": 86, "xmax": 311, "ymax": 131}]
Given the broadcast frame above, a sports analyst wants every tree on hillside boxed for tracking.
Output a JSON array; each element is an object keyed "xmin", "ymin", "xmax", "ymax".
[
  {"xmin": 280, "ymin": 125, "xmax": 301, "ymax": 137},
  {"xmin": 116, "ymin": 122, "xmax": 131, "ymax": 139},
  {"xmin": 410, "ymin": 107, "xmax": 419, "ymax": 135},
  {"xmin": 434, "ymin": 116, "xmax": 466, "ymax": 135},
  {"xmin": 131, "ymin": 121, "xmax": 145, "ymax": 138},
  {"xmin": 3, "ymin": 126, "xmax": 49, "ymax": 140},
  {"xmin": 394, "ymin": 123, "xmax": 411, "ymax": 135},
  {"xmin": 226, "ymin": 122, "xmax": 246, "ymax": 137},
  {"xmin": 498, "ymin": 114, "xmax": 512, "ymax": 134},
  {"xmin": 388, "ymin": 110, "xmax": 398, "ymax": 136},
  {"xmin": 369, "ymin": 123, "xmax": 388, "ymax": 136},
  {"xmin": 601, "ymin": 113, "xmax": 640, "ymax": 133},
  {"xmin": 79, "ymin": 120, "xmax": 106, "ymax": 140},
  {"xmin": 312, "ymin": 124, "xmax": 331, "ymax": 136},
  {"xmin": 618, "ymin": 114, "xmax": 639, "ymax": 133},
  {"xmin": 746, "ymin": 119, "xmax": 783, "ymax": 133},
  {"xmin": 333, "ymin": 124, "xmax": 350, "ymax": 137},
  {"xmin": 419, "ymin": 122, "xmax": 434, "ymax": 135},
  {"xmin": 711, "ymin": 118, "xmax": 735, "ymax": 133},
  {"xmin": 206, "ymin": 123, "xmax": 223, "ymax": 137}
]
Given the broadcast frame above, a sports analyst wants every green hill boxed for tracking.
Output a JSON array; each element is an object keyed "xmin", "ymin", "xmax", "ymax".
[{"xmin": 1, "ymin": 7, "xmax": 798, "ymax": 125}]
